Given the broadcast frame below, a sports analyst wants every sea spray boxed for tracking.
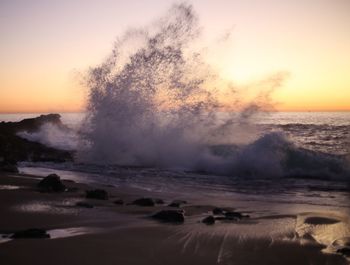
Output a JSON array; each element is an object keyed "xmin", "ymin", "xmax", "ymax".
[
  {"xmin": 79, "ymin": 3, "xmax": 349, "ymax": 180},
  {"xmin": 80, "ymin": 3, "xmax": 231, "ymax": 167},
  {"xmin": 17, "ymin": 123, "xmax": 78, "ymax": 151}
]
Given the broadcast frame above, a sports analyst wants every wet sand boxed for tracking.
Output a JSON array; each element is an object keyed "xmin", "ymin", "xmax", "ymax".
[{"xmin": 0, "ymin": 172, "xmax": 349, "ymax": 265}]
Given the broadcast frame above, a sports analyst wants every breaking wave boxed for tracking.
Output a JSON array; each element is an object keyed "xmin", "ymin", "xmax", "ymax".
[{"xmin": 78, "ymin": 3, "xmax": 350, "ymax": 181}]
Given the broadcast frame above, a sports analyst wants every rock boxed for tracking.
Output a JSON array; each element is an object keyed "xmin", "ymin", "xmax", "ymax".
[
  {"xmin": 212, "ymin": 207, "xmax": 225, "ymax": 215},
  {"xmin": 37, "ymin": 174, "xmax": 66, "ymax": 192},
  {"xmin": 0, "ymin": 161, "xmax": 19, "ymax": 173},
  {"xmin": 85, "ymin": 189, "xmax": 108, "ymax": 200},
  {"xmin": 168, "ymin": 200, "xmax": 187, "ymax": 207},
  {"xmin": 76, "ymin": 202, "xmax": 94, "ymax": 208},
  {"xmin": 152, "ymin": 210, "xmax": 185, "ymax": 223},
  {"xmin": 224, "ymin": 211, "xmax": 249, "ymax": 220},
  {"xmin": 132, "ymin": 198, "xmax": 155, "ymax": 206},
  {"xmin": 11, "ymin": 228, "xmax": 50, "ymax": 239},
  {"xmin": 214, "ymin": 216, "xmax": 227, "ymax": 221},
  {"xmin": 113, "ymin": 199, "xmax": 124, "ymax": 205},
  {"xmin": 337, "ymin": 247, "xmax": 350, "ymax": 257},
  {"xmin": 202, "ymin": 215, "xmax": 215, "ymax": 225},
  {"xmin": 0, "ymin": 114, "xmax": 73, "ymax": 163},
  {"xmin": 225, "ymin": 211, "xmax": 243, "ymax": 219}
]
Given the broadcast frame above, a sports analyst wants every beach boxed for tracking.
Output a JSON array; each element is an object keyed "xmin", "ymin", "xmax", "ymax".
[
  {"xmin": 1, "ymin": 170, "xmax": 349, "ymax": 265},
  {"xmin": 1, "ymin": 0, "xmax": 350, "ymax": 264}
]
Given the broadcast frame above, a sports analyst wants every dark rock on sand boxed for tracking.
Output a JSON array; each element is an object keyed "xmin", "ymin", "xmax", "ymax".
[
  {"xmin": 132, "ymin": 198, "xmax": 155, "ymax": 206},
  {"xmin": 113, "ymin": 199, "xmax": 124, "ymax": 205},
  {"xmin": 86, "ymin": 189, "xmax": 109, "ymax": 200},
  {"xmin": 76, "ymin": 202, "xmax": 94, "ymax": 208},
  {"xmin": 214, "ymin": 211, "xmax": 250, "ymax": 221},
  {"xmin": 224, "ymin": 211, "xmax": 250, "ymax": 220},
  {"xmin": 168, "ymin": 200, "xmax": 187, "ymax": 208},
  {"xmin": 304, "ymin": 216, "xmax": 340, "ymax": 225},
  {"xmin": 37, "ymin": 174, "xmax": 66, "ymax": 192},
  {"xmin": 337, "ymin": 247, "xmax": 350, "ymax": 257},
  {"xmin": 212, "ymin": 207, "xmax": 225, "ymax": 215},
  {"xmin": 152, "ymin": 210, "xmax": 185, "ymax": 223},
  {"xmin": 11, "ymin": 228, "xmax": 50, "ymax": 239},
  {"xmin": 202, "ymin": 215, "xmax": 215, "ymax": 225},
  {"xmin": 214, "ymin": 216, "xmax": 227, "ymax": 221},
  {"xmin": 0, "ymin": 114, "xmax": 73, "ymax": 163}
]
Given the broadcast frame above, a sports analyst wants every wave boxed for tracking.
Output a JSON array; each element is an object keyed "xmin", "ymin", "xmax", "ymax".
[
  {"xmin": 74, "ymin": 3, "xmax": 350, "ymax": 181},
  {"xmin": 202, "ymin": 132, "xmax": 350, "ymax": 180}
]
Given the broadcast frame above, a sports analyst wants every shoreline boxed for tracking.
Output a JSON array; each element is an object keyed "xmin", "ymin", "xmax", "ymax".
[{"xmin": 0, "ymin": 171, "xmax": 349, "ymax": 264}]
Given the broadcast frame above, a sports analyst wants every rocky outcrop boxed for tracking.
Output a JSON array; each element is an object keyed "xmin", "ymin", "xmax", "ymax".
[
  {"xmin": 0, "ymin": 114, "xmax": 73, "ymax": 163},
  {"xmin": 37, "ymin": 174, "xmax": 66, "ymax": 192},
  {"xmin": 0, "ymin": 160, "xmax": 19, "ymax": 173}
]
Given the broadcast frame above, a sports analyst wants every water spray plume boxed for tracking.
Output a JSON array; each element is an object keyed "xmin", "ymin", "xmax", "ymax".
[{"xmin": 78, "ymin": 3, "xmax": 349, "ymax": 180}]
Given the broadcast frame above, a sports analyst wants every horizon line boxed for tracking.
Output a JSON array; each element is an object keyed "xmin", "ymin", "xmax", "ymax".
[{"xmin": 1, "ymin": 110, "xmax": 350, "ymax": 114}]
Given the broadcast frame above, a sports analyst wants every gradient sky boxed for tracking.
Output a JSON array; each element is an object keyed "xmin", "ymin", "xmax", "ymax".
[{"xmin": 1, "ymin": 0, "xmax": 349, "ymax": 113}]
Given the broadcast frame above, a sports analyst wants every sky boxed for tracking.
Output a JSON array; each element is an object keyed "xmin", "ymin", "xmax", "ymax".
[{"xmin": 0, "ymin": 0, "xmax": 349, "ymax": 113}]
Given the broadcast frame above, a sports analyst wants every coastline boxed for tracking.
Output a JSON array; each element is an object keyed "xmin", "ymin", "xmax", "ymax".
[{"xmin": 0, "ymin": 171, "xmax": 349, "ymax": 265}]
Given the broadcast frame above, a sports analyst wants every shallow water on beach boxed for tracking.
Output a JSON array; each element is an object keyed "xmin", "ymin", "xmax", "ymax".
[{"xmin": 19, "ymin": 163, "xmax": 350, "ymax": 209}]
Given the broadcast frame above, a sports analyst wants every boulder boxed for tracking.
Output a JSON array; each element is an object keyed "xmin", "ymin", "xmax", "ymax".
[
  {"xmin": 85, "ymin": 189, "xmax": 108, "ymax": 200},
  {"xmin": 132, "ymin": 198, "xmax": 155, "ymax": 206},
  {"xmin": 11, "ymin": 228, "xmax": 50, "ymax": 239},
  {"xmin": 152, "ymin": 210, "xmax": 185, "ymax": 223},
  {"xmin": 202, "ymin": 215, "xmax": 215, "ymax": 225},
  {"xmin": 37, "ymin": 174, "xmax": 66, "ymax": 192}
]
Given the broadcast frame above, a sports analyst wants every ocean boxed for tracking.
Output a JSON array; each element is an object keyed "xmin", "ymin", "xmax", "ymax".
[
  {"xmin": 1, "ymin": 111, "xmax": 349, "ymax": 156},
  {"xmin": 1, "ymin": 112, "xmax": 349, "ymax": 200},
  {"xmin": 0, "ymin": 112, "xmax": 350, "ymax": 155}
]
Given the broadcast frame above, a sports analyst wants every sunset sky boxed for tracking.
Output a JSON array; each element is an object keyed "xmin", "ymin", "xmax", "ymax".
[{"xmin": 1, "ymin": 0, "xmax": 349, "ymax": 113}]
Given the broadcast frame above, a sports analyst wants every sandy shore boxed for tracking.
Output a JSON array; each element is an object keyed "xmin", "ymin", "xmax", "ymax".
[{"xmin": 0, "ymin": 171, "xmax": 349, "ymax": 265}]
